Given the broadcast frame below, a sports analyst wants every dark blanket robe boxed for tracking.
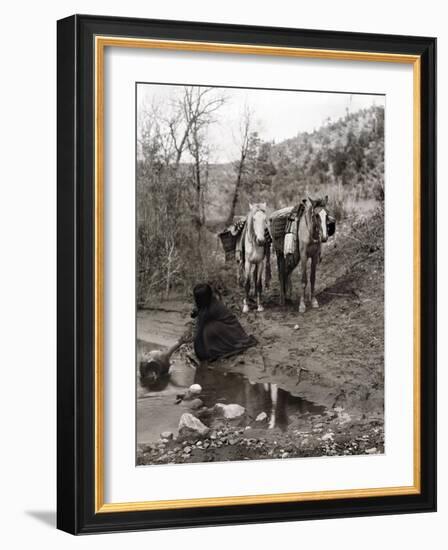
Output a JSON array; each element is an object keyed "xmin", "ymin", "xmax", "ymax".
[{"xmin": 194, "ymin": 297, "xmax": 257, "ymax": 362}]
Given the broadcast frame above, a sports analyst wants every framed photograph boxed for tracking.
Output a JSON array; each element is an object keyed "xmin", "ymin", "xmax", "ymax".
[{"xmin": 57, "ymin": 14, "xmax": 436, "ymax": 534}]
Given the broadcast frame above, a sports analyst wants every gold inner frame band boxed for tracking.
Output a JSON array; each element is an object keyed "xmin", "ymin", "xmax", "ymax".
[{"xmin": 94, "ymin": 35, "xmax": 421, "ymax": 513}]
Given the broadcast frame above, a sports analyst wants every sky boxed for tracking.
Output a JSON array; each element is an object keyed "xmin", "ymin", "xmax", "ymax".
[{"xmin": 137, "ymin": 83, "xmax": 384, "ymax": 163}]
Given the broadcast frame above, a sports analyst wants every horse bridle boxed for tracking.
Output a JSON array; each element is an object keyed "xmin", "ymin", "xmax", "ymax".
[{"xmin": 304, "ymin": 203, "xmax": 327, "ymax": 243}]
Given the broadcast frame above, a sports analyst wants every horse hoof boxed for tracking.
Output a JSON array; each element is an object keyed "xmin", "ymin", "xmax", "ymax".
[
  {"xmin": 257, "ymin": 305, "xmax": 264, "ymax": 312},
  {"xmin": 311, "ymin": 298, "xmax": 319, "ymax": 309},
  {"xmin": 268, "ymin": 418, "xmax": 275, "ymax": 429},
  {"xmin": 242, "ymin": 304, "xmax": 249, "ymax": 313},
  {"xmin": 299, "ymin": 303, "xmax": 306, "ymax": 314}
]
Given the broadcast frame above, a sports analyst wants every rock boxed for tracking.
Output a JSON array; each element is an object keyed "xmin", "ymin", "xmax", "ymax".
[
  {"xmin": 182, "ymin": 384, "xmax": 203, "ymax": 401},
  {"xmin": 178, "ymin": 413, "xmax": 209, "ymax": 436},
  {"xmin": 189, "ymin": 398, "xmax": 203, "ymax": 410},
  {"xmin": 189, "ymin": 384, "xmax": 202, "ymax": 395},
  {"xmin": 161, "ymin": 431, "xmax": 173, "ymax": 440},
  {"xmin": 338, "ymin": 412, "xmax": 352, "ymax": 425},
  {"xmin": 365, "ymin": 447, "xmax": 377, "ymax": 454},
  {"xmin": 214, "ymin": 403, "xmax": 245, "ymax": 419},
  {"xmin": 228, "ymin": 438, "xmax": 239, "ymax": 445},
  {"xmin": 255, "ymin": 412, "xmax": 268, "ymax": 422},
  {"xmin": 184, "ymin": 446, "xmax": 192, "ymax": 454},
  {"xmin": 294, "ymin": 324, "xmax": 300, "ymax": 330},
  {"xmin": 281, "ymin": 452, "xmax": 289, "ymax": 459},
  {"xmin": 322, "ymin": 432, "xmax": 334, "ymax": 441}
]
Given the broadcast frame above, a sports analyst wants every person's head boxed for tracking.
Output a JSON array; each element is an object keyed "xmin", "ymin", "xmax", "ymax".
[{"xmin": 193, "ymin": 283, "xmax": 213, "ymax": 309}]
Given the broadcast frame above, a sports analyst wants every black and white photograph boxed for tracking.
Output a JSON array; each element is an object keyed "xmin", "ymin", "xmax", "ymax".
[{"xmin": 136, "ymin": 83, "xmax": 386, "ymax": 466}]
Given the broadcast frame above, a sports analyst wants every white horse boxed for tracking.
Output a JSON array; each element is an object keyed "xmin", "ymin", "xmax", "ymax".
[{"xmin": 241, "ymin": 203, "xmax": 270, "ymax": 313}]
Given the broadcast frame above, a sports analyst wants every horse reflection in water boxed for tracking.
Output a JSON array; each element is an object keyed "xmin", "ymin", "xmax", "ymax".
[{"xmin": 193, "ymin": 366, "xmax": 318, "ymax": 430}]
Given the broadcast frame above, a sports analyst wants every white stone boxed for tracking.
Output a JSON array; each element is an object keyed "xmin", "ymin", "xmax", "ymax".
[
  {"xmin": 178, "ymin": 413, "xmax": 209, "ymax": 436},
  {"xmin": 214, "ymin": 403, "xmax": 245, "ymax": 419},
  {"xmin": 188, "ymin": 384, "xmax": 202, "ymax": 395},
  {"xmin": 365, "ymin": 447, "xmax": 378, "ymax": 454}
]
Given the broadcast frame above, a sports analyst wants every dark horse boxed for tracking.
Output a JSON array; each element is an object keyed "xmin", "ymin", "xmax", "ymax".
[{"xmin": 272, "ymin": 196, "xmax": 333, "ymax": 312}]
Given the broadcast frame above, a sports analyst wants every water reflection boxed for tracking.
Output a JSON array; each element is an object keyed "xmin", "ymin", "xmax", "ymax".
[
  {"xmin": 193, "ymin": 366, "xmax": 325, "ymax": 430},
  {"xmin": 138, "ymin": 353, "xmax": 325, "ymax": 434}
]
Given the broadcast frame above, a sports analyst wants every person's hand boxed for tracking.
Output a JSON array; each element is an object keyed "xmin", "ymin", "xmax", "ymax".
[{"xmin": 179, "ymin": 323, "xmax": 194, "ymax": 344}]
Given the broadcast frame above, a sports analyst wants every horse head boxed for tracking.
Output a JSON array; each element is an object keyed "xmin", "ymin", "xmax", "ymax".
[
  {"xmin": 307, "ymin": 196, "xmax": 329, "ymax": 242},
  {"xmin": 248, "ymin": 202, "xmax": 268, "ymax": 247}
]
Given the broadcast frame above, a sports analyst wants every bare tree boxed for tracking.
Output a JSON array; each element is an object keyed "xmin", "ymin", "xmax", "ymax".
[
  {"xmin": 227, "ymin": 106, "xmax": 259, "ymax": 224},
  {"xmin": 180, "ymin": 87, "xmax": 226, "ymax": 242},
  {"xmin": 136, "ymin": 87, "xmax": 226, "ymax": 300}
]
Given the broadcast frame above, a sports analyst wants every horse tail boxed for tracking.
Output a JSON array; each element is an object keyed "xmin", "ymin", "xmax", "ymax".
[{"xmin": 236, "ymin": 226, "xmax": 246, "ymax": 286}]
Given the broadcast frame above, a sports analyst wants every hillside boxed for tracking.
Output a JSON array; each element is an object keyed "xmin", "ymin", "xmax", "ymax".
[{"xmin": 204, "ymin": 104, "xmax": 384, "ymax": 224}]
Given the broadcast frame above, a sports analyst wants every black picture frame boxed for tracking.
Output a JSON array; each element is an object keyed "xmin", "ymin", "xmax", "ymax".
[{"xmin": 57, "ymin": 14, "xmax": 436, "ymax": 535}]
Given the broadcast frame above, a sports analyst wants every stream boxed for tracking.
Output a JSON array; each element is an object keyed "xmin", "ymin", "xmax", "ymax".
[{"xmin": 137, "ymin": 305, "xmax": 325, "ymax": 444}]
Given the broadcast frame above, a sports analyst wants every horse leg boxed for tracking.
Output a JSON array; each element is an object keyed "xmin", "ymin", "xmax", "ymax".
[
  {"xmin": 277, "ymin": 254, "xmax": 286, "ymax": 306},
  {"xmin": 310, "ymin": 253, "xmax": 319, "ymax": 309},
  {"xmin": 268, "ymin": 383, "xmax": 278, "ymax": 429},
  {"xmin": 299, "ymin": 255, "xmax": 308, "ymax": 314},
  {"xmin": 256, "ymin": 261, "xmax": 264, "ymax": 312},
  {"xmin": 243, "ymin": 261, "xmax": 251, "ymax": 313},
  {"xmin": 286, "ymin": 271, "xmax": 292, "ymax": 301}
]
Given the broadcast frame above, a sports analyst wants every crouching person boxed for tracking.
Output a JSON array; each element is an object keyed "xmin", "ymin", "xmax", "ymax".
[{"xmin": 192, "ymin": 283, "xmax": 257, "ymax": 362}]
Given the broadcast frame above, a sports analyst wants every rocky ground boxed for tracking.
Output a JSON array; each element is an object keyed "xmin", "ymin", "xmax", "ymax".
[
  {"xmin": 137, "ymin": 207, "xmax": 385, "ymax": 466},
  {"xmin": 137, "ymin": 407, "xmax": 384, "ymax": 465}
]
